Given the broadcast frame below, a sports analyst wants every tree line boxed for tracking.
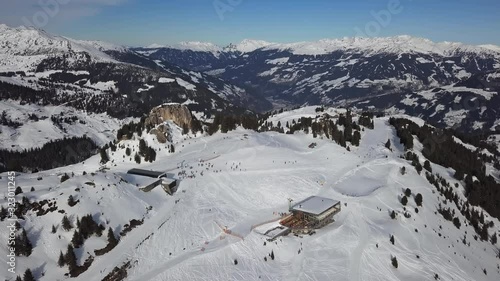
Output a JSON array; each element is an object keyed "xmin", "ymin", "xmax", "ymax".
[
  {"xmin": 390, "ymin": 117, "xmax": 500, "ymax": 220},
  {"xmin": 0, "ymin": 136, "xmax": 97, "ymax": 172}
]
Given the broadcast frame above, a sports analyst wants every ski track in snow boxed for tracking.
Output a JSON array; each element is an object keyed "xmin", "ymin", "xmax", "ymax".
[{"xmin": 2, "ymin": 108, "xmax": 500, "ymax": 281}]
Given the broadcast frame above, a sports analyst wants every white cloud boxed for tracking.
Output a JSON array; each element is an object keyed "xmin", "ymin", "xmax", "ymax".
[{"xmin": 0, "ymin": 0, "xmax": 129, "ymax": 29}]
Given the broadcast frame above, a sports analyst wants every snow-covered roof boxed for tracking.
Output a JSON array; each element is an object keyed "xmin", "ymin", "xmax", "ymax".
[
  {"xmin": 291, "ymin": 196, "xmax": 340, "ymax": 215},
  {"xmin": 121, "ymin": 173, "xmax": 162, "ymax": 188}
]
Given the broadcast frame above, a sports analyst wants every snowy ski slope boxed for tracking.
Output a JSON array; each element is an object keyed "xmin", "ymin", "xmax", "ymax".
[{"xmin": 1, "ymin": 109, "xmax": 499, "ymax": 281}]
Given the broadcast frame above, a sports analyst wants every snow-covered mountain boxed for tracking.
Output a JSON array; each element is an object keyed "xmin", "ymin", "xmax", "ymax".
[
  {"xmin": 257, "ymin": 35, "xmax": 500, "ymax": 56},
  {"xmin": 145, "ymin": 39, "xmax": 274, "ymax": 54},
  {"xmin": 146, "ymin": 42, "xmax": 223, "ymax": 55},
  {"xmin": 0, "ymin": 24, "xmax": 117, "ymax": 72},
  {"xmin": 0, "ymin": 24, "xmax": 259, "ymax": 114},
  {"xmin": 0, "ymin": 24, "xmax": 270, "ymax": 154},
  {"xmin": 144, "ymin": 36, "xmax": 500, "ymax": 57},
  {"xmin": 1, "ymin": 106, "xmax": 499, "ymax": 281},
  {"xmin": 350, "ymin": 70, "xmax": 500, "ymax": 131},
  {"xmin": 137, "ymin": 35, "xmax": 500, "ymax": 131},
  {"xmin": 232, "ymin": 39, "xmax": 275, "ymax": 53}
]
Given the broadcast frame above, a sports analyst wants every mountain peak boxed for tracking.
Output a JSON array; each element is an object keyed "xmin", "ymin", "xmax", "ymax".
[
  {"xmin": 479, "ymin": 44, "xmax": 500, "ymax": 53},
  {"xmin": 0, "ymin": 24, "xmax": 117, "ymax": 71},
  {"xmin": 235, "ymin": 39, "xmax": 274, "ymax": 53},
  {"xmin": 147, "ymin": 43, "xmax": 166, "ymax": 49},
  {"xmin": 254, "ymin": 35, "xmax": 500, "ymax": 56},
  {"xmin": 175, "ymin": 41, "xmax": 222, "ymax": 54},
  {"xmin": 139, "ymin": 35, "xmax": 500, "ymax": 57}
]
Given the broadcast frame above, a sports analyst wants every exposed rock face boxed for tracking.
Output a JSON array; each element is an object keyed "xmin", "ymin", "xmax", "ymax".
[
  {"xmin": 145, "ymin": 103, "xmax": 193, "ymax": 129},
  {"xmin": 145, "ymin": 104, "xmax": 193, "ymax": 143},
  {"xmin": 150, "ymin": 124, "xmax": 171, "ymax": 143}
]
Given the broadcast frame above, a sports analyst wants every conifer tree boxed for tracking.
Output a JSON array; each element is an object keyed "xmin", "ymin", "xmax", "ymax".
[
  {"xmin": 62, "ymin": 215, "xmax": 72, "ymax": 231},
  {"xmin": 390, "ymin": 210, "xmax": 396, "ymax": 219},
  {"xmin": 22, "ymin": 228, "xmax": 32, "ymax": 256},
  {"xmin": 68, "ymin": 195, "xmax": 77, "ymax": 207},
  {"xmin": 385, "ymin": 139, "xmax": 391, "ymax": 150},
  {"xmin": 60, "ymin": 173, "xmax": 70, "ymax": 183},
  {"xmin": 65, "ymin": 244, "xmax": 77, "ymax": 271},
  {"xmin": 15, "ymin": 228, "xmax": 32, "ymax": 256},
  {"xmin": 401, "ymin": 196, "xmax": 408, "ymax": 206},
  {"xmin": 107, "ymin": 227, "xmax": 118, "ymax": 248},
  {"xmin": 405, "ymin": 188, "xmax": 412, "ymax": 197},
  {"xmin": 99, "ymin": 148, "xmax": 109, "ymax": 164},
  {"xmin": 352, "ymin": 131, "xmax": 361, "ymax": 146},
  {"xmin": 15, "ymin": 186, "xmax": 23, "ymax": 195},
  {"xmin": 72, "ymin": 230, "xmax": 84, "ymax": 248},
  {"xmin": 453, "ymin": 217, "xmax": 461, "ymax": 229},
  {"xmin": 424, "ymin": 160, "xmax": 432, "ymax": 172},
  {"xmin": 139, "ymin": 139, "xmax": 147, "ymax": 156},
  {"xmin": 23, "ymin": 268, "xmax": 35, "ymax": 281},
  {"xmin": 415, "ymin": 193, "xmax": 423, "ymax": 206},
  {"xmin": 58, "ymin": 251, "xmax": 66, "ymax": 267},
  {"xmin": 0, "ymin": 206, "xmax": 7, "ymax": 221},
  {"xmin": 391, "ymin": 256, "xmax": 398, "ymax": 268}
]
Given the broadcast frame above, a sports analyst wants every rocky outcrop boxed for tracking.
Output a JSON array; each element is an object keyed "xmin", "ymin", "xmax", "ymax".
[
  {"xmin": 145, "ymin": 103, "xmax": 193, "ymax": 129},
  {"xmin": 144, "ymin": 103, "xmax": 193, "ymax": 143},
  {"xmin": 150, "ymin": 124, "xmax": 170, "ymax": 143}
]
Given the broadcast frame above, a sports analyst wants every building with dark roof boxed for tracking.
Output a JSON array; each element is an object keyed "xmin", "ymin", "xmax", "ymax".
[
  {"xmin": 127, "ymin": 168, "xmax": 166, "ymax": 178},
  {"xmin": 125, "ymin": 169, "xmax": 178, "ymax": 195}
]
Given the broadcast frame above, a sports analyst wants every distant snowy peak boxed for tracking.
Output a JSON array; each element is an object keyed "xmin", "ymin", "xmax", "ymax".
[
  {"xmin": 174, "ymin": 41, "xmax": 222, "ymax": 54},
  {"xmin": 479, "ymin": 44, "xmax": 500, "ymax": 53},
  {"xmin": 143, "ymin": 39, "xmax": 274, "ymax": 54},
  {"xmin": 143, "ymin": 35, "xmax": 500, "ymax": 57},
  {"xmin": 70, "ymin": 39, "xmax": 128, "ymax": 53},
  {"xmin": 147, "ymin": 43, "xmax": 167, "ymax": 49},
  {"xmin": 259, "ymin": 35, "xmax": 500, "ymax": 56},
  {"xmin": 234, "ymin": 39, "xmax": 275, "ymax": 53}
]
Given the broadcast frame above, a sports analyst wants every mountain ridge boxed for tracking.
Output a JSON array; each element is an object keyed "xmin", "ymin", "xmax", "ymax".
[{"xmin": 144, "ymin": 35, "xmax": 500, "ymax": 57}]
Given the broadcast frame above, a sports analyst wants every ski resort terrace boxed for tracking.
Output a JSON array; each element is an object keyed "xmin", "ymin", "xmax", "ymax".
[{"xmin": 280, "ymin": 196, "xmax": 341, "ymax": 234}]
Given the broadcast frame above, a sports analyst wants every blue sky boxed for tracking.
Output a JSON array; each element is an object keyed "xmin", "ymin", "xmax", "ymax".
[{"xmin": 2, "ymin": 0, "xmax": 499, "ymax": 46}]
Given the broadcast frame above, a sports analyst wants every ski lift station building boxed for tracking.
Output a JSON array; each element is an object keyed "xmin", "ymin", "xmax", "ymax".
[
  {"xmin": 282, "ymin": 196, "xmax": 341, "ymax": 229},
  {"xmin": 125, "ymin": 168, "xmax": 177, "ymax": 195}
]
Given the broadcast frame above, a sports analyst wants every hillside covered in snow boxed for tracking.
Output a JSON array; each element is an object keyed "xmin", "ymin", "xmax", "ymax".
[{"xmin": 1, "ymin": 106, "xmax": 499, "ymax": 281}]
